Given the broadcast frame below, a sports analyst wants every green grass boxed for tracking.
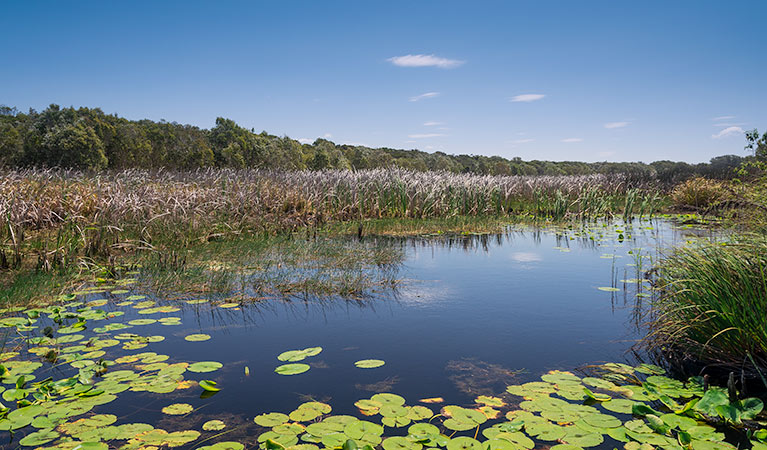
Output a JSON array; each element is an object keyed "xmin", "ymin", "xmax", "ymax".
[{"xmin": 647, "ymin": 234, "xmax": 767, "ymax": 376}]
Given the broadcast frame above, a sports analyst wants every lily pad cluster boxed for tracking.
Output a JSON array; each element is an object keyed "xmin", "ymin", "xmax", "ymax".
[
  {"xmin": 275, "ymin": 347, "xmax": 323, "ymax": 375},
  {"xmin": 0, "ymin": 285, "xmax": 227, "ymax": 449},
  {"xmin": 251, "ymin": 364, "xmax": 766, "ymax": 450}
]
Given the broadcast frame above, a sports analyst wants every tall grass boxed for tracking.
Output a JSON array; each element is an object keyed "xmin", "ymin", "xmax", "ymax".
[
  {"xmin": 0, "ymin": 168, "xmax": 659, "ymax": 232},
  {"xmin": 646, "ymin": 235, "xmax": 767, "ymax": 376},
  {"xmin": 0, "ymin": 168, "xmax": 664, "ymax": 302}
]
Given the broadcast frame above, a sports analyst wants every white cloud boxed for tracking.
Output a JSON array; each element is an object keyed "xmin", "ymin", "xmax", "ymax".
[
  {"xmin": 604, "ymin": 121, "xmax": 629, "ymax": 129},
  {"xmin": 510, "ymin": 94, "xmax": 545, "ymax": 103},
  {"xmin": 561, "ymin": 138, "xmax": 583, "ymax": 143},
  {"xmin": 712, "ymin": 126, "xmax": 744, "ymax": 139},
  {"xmin": 410, "ymin": 92, "xmax": 441, "ymax": 102},
  {"xmin": 388, "ymin": 54, "xmax": 465, "ymax": 69},
  {"xmin": 511, "ymin": 252, "xmax": 542, "ymax": 263},
  {"xmin": 423, "ymin": 121, "xmax": 443, "ymax": 126},
  {"xmin": 298, "ymin": 134, "xmax": 332, "ymax": 144},
  {"xmin": 510, "ymin": 138, "xmax": 535, "ymax": 144},
  {"xmin": 712, "ymin": 115, "xmax": 735, "ymax": 121},
  {"xmin": 408, "ymin": 133, "xmax": 445, "ymax": 139}
]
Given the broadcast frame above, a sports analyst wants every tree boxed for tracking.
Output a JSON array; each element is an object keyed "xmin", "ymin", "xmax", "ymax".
[
  {"xmin": 745, "ymin": 129, "xmax": 767, "ymax": 160},
  {"xmin": 42, "ymin": 122, "xmax": 108, "ymax": 169}
]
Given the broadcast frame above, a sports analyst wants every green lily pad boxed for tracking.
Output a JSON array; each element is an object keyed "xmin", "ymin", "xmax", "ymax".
[
  {"xmin": 447, "ymin": 437, "xmax": 483, "ymax": 450},
  {"xmin": 277, "ymin": 347, "xmax": 323, "ymax": 362},
  {"xmin": 371, "ymin": 393, "xmax": 406, "ymax": 406},
  {"xmin": 355, "ymin": 359, "xmax": 385, "ymax": 369},
  {"xmin": 383, "ymin": 436, "xmax": 422, "ymax": 450},
  {"xmin": 275, "ymin": 363, "xmax": 310, "ymax": 375},
  {"xmin": 200, "ymin": 380, "xmax": 220, "ymax": 392},
  {"xmin": 185, "ymin": 333, "xmax": 212, "ymax": 342},
  {"xmin": 18, "ymin": 429, "xmax": 60, "ymax": 446},
  {"xmin": 203, "ymin": 419, "xmax": 226, "ymax": 431},
  {"xmin": 255, "ymin": 413, "xmax": 290, "ymax": 427},
  {"xmin": 188, "ymin": 361, "xmax": 223, "ymax": 373},
  {"xmin": 162, "ymin": 403, "xmax": 194, "ymax": 415}
]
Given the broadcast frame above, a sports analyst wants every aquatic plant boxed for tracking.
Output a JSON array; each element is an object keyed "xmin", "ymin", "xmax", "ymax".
[
  {"xmin": 646, "ymin": 234, "xmax": 767, "ymax": 379},
  {"xmin": 0, "ymin": 282, "xmax": 764, "ymax": 450}
]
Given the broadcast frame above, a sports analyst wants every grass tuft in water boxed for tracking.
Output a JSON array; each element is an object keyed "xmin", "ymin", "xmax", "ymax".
[{"xmin": 646, "ymin": 234, "xmax": 767, "ymax": 377}]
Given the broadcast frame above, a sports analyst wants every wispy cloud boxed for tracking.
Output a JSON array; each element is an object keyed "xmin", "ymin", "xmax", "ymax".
[
  {"xmin": 423, "ymin": 121, "xmax": 443, "ymax": 126},
  {"xmin": 510, "ymin": 94, "xmax": 545, "ymax": 103},
  {"xmin": 388, "ymin": 54, "xmax": 464, "ymax": 69},
  {"xmin": 561, "ymin": 138, "xmax": 583, "ymax": 143},
  {"xmin": 604, "ymin": 121, "xmax": 629, "ymax": 129},
  {"xmin": 409, "ymin": 92, "xmax": 441, "ymax": 102},
  {"xmin": 510, "ymin": 138, "xmax": 535, "ymax": 144},
  {"xmin": 408, "ymin": 133, "xmax": 446, "ymax": 139},
  {"xmin": 298, "ymin": 134, "xmax": 332, "ymax": 144},
  {"xmin": 712, "ymin": 115, "xmax": 735, "ymax": 121},
  {"xmin": 712, "ymin": 126, "xmax": 744, "ymax": 139}
]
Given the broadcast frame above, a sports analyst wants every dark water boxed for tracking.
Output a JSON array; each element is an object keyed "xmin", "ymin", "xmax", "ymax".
[{"xmin": 0, "ymin": 219, "xmax": 716, "ymax": 448}]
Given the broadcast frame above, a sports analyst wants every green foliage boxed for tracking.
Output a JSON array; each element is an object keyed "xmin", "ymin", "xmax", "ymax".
[
  {"xmin": 0, "ymin": 103, "xmax": 748, "ymax": 178},
  {"xmin": 648, "ymin": 235, "xmax": 767, "ymax": 373}
]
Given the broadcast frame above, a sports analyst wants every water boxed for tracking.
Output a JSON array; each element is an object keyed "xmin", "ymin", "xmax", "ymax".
[{"xmin": 0, "ymin": 219, "xmax": 716, "ymax": 449}]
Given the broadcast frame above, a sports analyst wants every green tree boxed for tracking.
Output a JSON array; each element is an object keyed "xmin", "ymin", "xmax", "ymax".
[
  {"xmin": 42, "ymin": 122, "xmax": 108, "ymax": 169},
  {"xmin": 745, "ymin": 129, "xmax": 767, "ymax": 160}
]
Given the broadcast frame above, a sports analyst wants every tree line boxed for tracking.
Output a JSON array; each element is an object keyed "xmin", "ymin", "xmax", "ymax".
[{"xmin": 0, "ymin": 104, "xmax": 753, "ymax": 183}]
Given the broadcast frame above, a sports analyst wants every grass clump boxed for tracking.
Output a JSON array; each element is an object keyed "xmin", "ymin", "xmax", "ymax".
[{"xmin": 647, "ymin": 235, "xmax": 767, "ymax": 378}]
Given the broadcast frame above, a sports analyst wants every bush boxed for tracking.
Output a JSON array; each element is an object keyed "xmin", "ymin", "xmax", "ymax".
[{"xmin": 670, "ymin": 177, "xmax": 725, "ymax": 208}]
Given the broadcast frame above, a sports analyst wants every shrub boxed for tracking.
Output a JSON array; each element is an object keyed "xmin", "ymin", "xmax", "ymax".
[{"xmin": 670, "ymin": 177, "xmax": 724, "ymax": 208}]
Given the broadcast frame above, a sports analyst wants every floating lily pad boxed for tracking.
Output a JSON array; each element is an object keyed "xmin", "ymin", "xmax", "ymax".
[
  {"xmin": 162, "ymin": 403, "xmax": 194, "ymax": 415},
  {"xmin": 255, "ymin": 413, "xmax": 290, "ymax": 427},
  {"xmin": 277, "ymin": 347, "xmax": 323, "ymax": 362},
  {"xmin": 188, "ymin": 361, "xmax": 223, "ymax": 373},
  {"xmin": 275, "ymin": 363, "xmax": 310, "ymax": 375},
  {"xmin": 185, "ymin": 333, "xmax": 212, "ymax": 342},
  {"xmin": 383, "ymin": 436, "xmax": 422, "ymax": 450},
  {"xmin": 203, "ymin": 419, "xmax": 226, "ymax": 431},
  {"xmin": 18, "ymin": 429, "xmax": 60, "ymax": 446},
  {"xmin": 447, "ymin": 437, "xmax": 482, "ymax": 450},
  {"xmin": 354, "ymin": 359, "xmax": 385, "ymax": 369}
]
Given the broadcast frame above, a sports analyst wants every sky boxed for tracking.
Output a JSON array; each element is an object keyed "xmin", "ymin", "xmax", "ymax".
[{"xmin": 2, "ymin": 1, "xmax": 766, "ymax": 163}]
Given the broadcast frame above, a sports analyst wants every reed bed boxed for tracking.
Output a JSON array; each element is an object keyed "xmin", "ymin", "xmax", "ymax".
[
  {"xmin": 646, "ymin": 235, "xmax": 767, "ymax": 379},
  {"xmin": 0, "ymin": 168, "xmax": 659, "ymax": 232}
]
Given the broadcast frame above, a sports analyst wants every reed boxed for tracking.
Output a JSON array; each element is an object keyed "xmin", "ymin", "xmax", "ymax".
[{"xmin": 646, "ymin": 235, "xmax": 767, "ymax": 377}]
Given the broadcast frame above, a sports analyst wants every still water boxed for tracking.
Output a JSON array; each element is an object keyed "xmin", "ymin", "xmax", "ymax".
[{"xmin": 0, "ymin": 219, "xmax": 714, "ymax": 449}]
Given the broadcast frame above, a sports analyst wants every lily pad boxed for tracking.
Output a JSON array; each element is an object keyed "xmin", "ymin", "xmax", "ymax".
[
  {"xmin": 185, "ymin": 333, "xmax": 212, "ymax": 342},
  {"xmin": 203, "ymin": 419, "xmax": 226, "ymax": 431},
  {"xmin": 162, "ymin": 403, "xmax": 194, "ymax": 415},
  {"xmin": 200, "ymin": 380, "xmax": 221, "ymax": 392},
  {"xmin": 275, "ymin": 363, "xmax": 310, "ymax": 375},
  {"xmin": 188, "ymin": 361, "xmax": 223, "ymax": 373},
  {"xmin": 277, "ymin": 347, "xmax": 323, "ymax": 362},
  {"xmin": 355, "ymin": 359, "xmax": 385, "ymax": 369}
]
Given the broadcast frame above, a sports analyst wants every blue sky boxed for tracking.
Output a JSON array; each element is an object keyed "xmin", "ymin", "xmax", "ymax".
[{"xmin": 2, "ymin": 1, "xmax": 765, "ymax": 163}]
